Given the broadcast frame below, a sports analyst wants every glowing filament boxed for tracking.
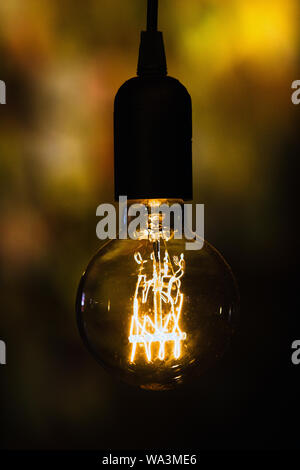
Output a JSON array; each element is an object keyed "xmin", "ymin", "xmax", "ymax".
[{"xmin": 129, "ymin": 247, "xmax": 186, "ymax": 363}]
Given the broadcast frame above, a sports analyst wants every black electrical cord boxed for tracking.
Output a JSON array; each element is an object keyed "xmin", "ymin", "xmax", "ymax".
[
  {"xmin": 137, "ymin": 0, "xmax": 166, "ymax": 76},
  {"xmin": 147, "ymin": 0, "xmax": 158, "ymax": 31}
]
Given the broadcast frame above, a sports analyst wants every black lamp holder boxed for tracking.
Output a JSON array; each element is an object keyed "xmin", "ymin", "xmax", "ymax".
[{"xmin": 114, "ymin": 0, "xmax": 193, "ymax": 201}]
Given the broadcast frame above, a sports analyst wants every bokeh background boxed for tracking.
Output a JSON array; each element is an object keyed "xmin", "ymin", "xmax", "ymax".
[{"xmin": 0, "ymin": 0, "xmax": 299, "ymax": 449}]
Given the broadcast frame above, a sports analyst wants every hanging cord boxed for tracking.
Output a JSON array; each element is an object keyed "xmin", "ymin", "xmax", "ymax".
[
  {"xmin": 137, "ymin": 0, "xmax": 166, "ymax": 76},
  {"xmin": 147, "ymin": 0, "xmax": 158, "ymax": 31}
]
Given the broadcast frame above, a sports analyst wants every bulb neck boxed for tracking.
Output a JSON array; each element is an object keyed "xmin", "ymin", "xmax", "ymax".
[{"xmin": 120, "ymin": 199, "xmax": 184, "ymax": 242}]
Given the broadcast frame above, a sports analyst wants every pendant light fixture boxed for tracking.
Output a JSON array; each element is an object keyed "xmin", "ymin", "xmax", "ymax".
[{"xmin": 76, "ymin": 0, "xmax": 239, "ymax": 391}]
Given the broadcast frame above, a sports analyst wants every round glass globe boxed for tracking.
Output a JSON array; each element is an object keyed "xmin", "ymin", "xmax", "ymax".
[{"xmin": 76, "ymin": 235, "xmax": 239, "ymax": 391}]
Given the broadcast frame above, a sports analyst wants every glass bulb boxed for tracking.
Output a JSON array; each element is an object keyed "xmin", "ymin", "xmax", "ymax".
[{"xmin": 76, "ymin": 200, "xmax": 239, "ymax": 390}]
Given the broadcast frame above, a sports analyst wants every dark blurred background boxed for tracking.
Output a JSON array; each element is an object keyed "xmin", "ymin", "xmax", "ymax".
[{"xmin": 0, "ymin": 0, "xmax": 299, "ymax": 450}]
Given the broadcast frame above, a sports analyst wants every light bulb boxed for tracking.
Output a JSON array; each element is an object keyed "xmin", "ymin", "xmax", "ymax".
[
  {"xmin": 77, "ymin": 1, "xmax": 239, "ymax": 390},
  {"xmin": 76, "ymin": 200, "xmax": 239, "ymax": 390}
]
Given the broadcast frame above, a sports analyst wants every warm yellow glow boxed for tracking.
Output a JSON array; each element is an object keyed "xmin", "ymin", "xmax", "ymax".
[{"xmin": 129, "ymin": 246, "xmax": 186, "ymax": 363}]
